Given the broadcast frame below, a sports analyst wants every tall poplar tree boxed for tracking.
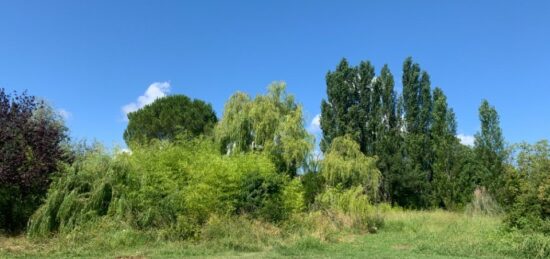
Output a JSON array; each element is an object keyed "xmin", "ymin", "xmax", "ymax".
[
  {"xmin": 419, "ymin": 72, "xmax": 434, "ymax": 188},
  {"xmin": 320, "ymin": 57, "xmax": 471, "ymax": 208},
  {"xmin": 320, "ymin": 59, "xmax": 352, "ymax": 152},
  {"xmin": 320, "ymin": 58, "xmax": 376, "ymax": 154},
  {"xmin": 321, "ymin": 59, "xmax": 405, "ymax": 202},
  {"xmin": 374, "ymin": 65, "xmax": 403, "ymax": 202},
  {"xmin": 474, "ymin": 100, "xmax": 506, "ymax": 197},
  {"xmin": 399, "ymin": 58, "xmax": 435, "ymax": 208},
  {"xmin": 402, "ymin": 57, "xmax": 422, "ymax": 134},
  {"xmin": 431, "ymin": 87, "xmax": 470, "ymax": 208}
]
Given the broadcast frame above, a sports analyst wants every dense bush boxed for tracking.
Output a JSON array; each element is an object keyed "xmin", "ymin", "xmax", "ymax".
[
  {"xmin": 0, "ymin": 89, "xmax": 69, "ymax": 233},
  {"xmin": 301, "ymin": 171, "xmax": 324, "ymax": 207},
  {"xmin": 296, "ymin": 136, "xmax": 386, "ymax": 233},
  {"xmin": 314, "ymin": 186, "xmax": 384, "ymax": 233},
  {"xmin": 504, "ymin": 141, "xmax": 550, "ymax": 233},
  {"xmin": 28, "ymin": 138, "xmax": 303, "ymax": 239}
]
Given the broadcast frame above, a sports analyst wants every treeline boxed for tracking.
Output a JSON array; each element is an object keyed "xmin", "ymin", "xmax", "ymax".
[
  {"xmin": 320, "ymin": 58, "xmax": 498, "ymax": 209},
  {"xmin": 318, "ymin": 58, "xmax": 549, "ymax": 232},
  {"xmin": 320, "ymin": 58, "xmax": 550, "ymax": 233},
  {"xmin": 1, "ymin": 82, "xmax": 384, "ymax": 241},
  {"xmin": 0, "ymin": 57, "xmax": 548, "ymax": 239}
]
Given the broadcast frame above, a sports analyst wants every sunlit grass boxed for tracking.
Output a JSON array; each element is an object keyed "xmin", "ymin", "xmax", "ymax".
[{"xmin": 2, "ymin": 210, "xmax": 549, "ymax": 258}]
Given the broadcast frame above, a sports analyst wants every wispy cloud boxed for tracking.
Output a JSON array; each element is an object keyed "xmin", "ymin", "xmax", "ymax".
[
  {"xmin": 58, "ymin": 109, "xmax": 72, "ymax": 120},
  {"xmin": 457, "ymin": 134, "xmax": 475, "ymax": 147},
  {"xmin": 308, "ymin": 114, "xmax": 321, "ymax": 134},
  {"xmin": 122, "ymin": 82, "xmax": 171, "ymax": 118}
]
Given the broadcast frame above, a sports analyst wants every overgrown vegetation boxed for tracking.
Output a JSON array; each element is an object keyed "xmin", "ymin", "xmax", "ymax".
[
  {"xmin": 1, "ymin": 57, "xmax": 549, "ymax": 258},
  {"xmin": 2, "ymin": 210, "xmax": 549, "ymax": 258},
  {"xmin": 27, "ymin": 139, "xmax": 303, "ymax": 239},
  {"xmin": 504, "ymin": 140, "xmax": 550, "ymax": 234}
]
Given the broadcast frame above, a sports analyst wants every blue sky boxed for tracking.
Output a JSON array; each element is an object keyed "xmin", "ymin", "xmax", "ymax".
[{"xmin": 1, "ymin": 0, "xmax": 549, "ymax": 148}]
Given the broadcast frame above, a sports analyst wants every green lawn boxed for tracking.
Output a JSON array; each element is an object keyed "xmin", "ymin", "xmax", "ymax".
[{"xmin": 1, "ymin": 210, "xmax": 545, "ymax": 258}]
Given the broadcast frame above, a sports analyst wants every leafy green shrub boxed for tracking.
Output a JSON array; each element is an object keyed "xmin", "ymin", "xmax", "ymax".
[
  {"xmin": 515, "ymin": 233, "xmax": 550, "ymax": 259},
  {"xmin": 314, "ymin": 186, "xmax": 383, "ymax": 233},
  {"xmin": 505, "ymin": 176, "xmax": 550, "ymax": 234},
  {"xmin": 304, "ymin": 136, "xmax": 384, "ymax": 233},
  {"xmin": 504, "ymin": 141, "xmax": 550, "ymax": 234},
  {"xmin": 282, "ymin": 178, "xmax": 306, "ymax": 216},
  {"xmin": 234, "ymin": 170, "xmax": 286, "ymax": 221},
  {"xmin": 27, "ymin": 146, "xmax": 133, "ymax": 237},
  {"xmin": 28, "ymin": 138, "xmax": 304, "ymax": 239},
  {"xmin": 301, "ymin": 171, "xmax": 324, "ymax": 207}
]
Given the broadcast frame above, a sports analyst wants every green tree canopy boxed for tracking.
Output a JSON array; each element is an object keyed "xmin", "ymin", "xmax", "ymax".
[
  {"xmin": 320, "ymin": 58, "xmax": 377, "ymax": 154},
  {"xmin": 215, "ymin": 82, "xmax": 312, "ymax": 176},
  {"xmin": 474, "ymin": 99, "xmax": 506, "ymax": 193},
  {"xmin": 430, "ymin": 87, "xmax": 475, "ymax": 209},
  {"xmin": 396, "ymin": 58, "xmax": 436, "ymax": 208},
  {"xmin": 123, "ymin": 95, "xmax": 217, "ymax": 146},
  {"xmin": 0, "ymin": 88, "xmax": 69, "ymax": 233},
  {"xmin": 320, "ymin": 60, "xmax": 401, "ymax": 203}
]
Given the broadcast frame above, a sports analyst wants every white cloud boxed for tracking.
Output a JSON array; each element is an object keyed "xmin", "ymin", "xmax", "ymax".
[
  {"xmin": 122, "ymin": 82, "xmax": 171, "ymax": 117},
  {"xmin": 114, "ymin": 148, "xmax": 132, "ymax": 157},
  {"xmin": 308, "ymin": 114, "xmax": 321, "ymax": 134},
  {"xmin": 120, "ymin": 148, "xmax": 132, "ymax": 154},
  {"xmin": 457, "ymin": 134, "xmax": 475, "ymax": 147},
  {"xmin": 58, "ymin": 109, "xmax": 72, "ymax": 120}
]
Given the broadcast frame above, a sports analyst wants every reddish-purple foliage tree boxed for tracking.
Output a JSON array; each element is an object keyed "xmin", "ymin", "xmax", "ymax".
[{"xmin": 0, "ymin": 88, "xmax": 69, "ymax": 233}]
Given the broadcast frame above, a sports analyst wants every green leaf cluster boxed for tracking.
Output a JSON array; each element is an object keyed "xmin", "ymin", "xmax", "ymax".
[{"xmin": 216, "ymin": 82, "xmax": 313, "ymax": 176}]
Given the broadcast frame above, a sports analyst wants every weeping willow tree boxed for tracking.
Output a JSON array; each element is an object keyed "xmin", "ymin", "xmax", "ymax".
[
  {"xmin": 316, "ymin": 136, "xmax": 383, "ymax": 232},
  {"xmin": 215, "ymin": 82, "xmax": 313, "ymax": 177},
  {"xmin": 321, "ymin": 136, "xmax": 381, "ymax": 201}
]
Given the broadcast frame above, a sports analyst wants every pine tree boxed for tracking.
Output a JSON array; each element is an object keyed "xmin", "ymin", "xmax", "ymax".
[{"xmin": 124, "ymin": 95, "xmax": 217, "ymax": 146}]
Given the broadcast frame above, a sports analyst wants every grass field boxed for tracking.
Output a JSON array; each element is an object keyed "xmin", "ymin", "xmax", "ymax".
[{"xmin": 1, "ymin": 210, "xmax": 548, "ymax": 258}]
